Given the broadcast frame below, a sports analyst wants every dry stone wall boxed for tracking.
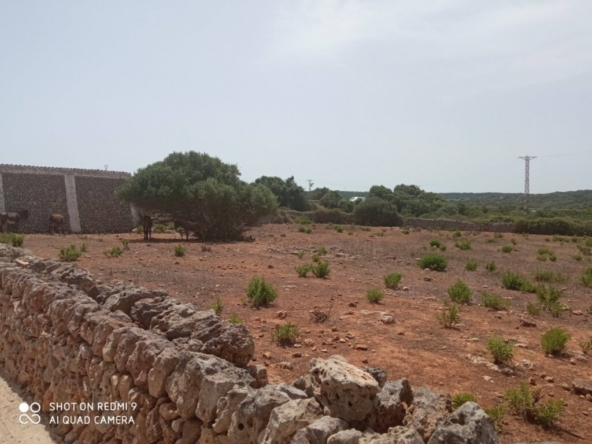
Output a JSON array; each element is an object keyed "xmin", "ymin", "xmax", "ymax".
[
  {"xmin": 403, "ymin": 218, "xmax": 515, "ymax": 233},
  {"xmin": 0, "ymin": 245, "xmax": 500, "ymax": 444},
  {"xmin": 0, "ymin": 164, "xmax": 135, "ymax": 233}
]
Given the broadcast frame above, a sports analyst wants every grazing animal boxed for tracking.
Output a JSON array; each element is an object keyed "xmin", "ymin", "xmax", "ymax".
[
  {"xmin": 142, "ymin": 216, "xmax": 153, "ymax": 240},
  {"xmin": 174, "ymin": 219, "xmax": 207, "ymax": 241},
  {"xmin": 1, "ymin": 210, "xmax": 29, "ymax": 233},
  {"xmin": 49, "ymin": 213, "xmax": 66, "ymax": 235}
]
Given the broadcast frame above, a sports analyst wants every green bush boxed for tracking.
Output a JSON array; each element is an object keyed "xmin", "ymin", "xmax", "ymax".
[
  {"xmin": 298, "ymin": 226, "xmax": 306, "ymax": 233},
  {"xmin": 580, "ymin": 338, "xmax": 592, "ymax": 355},
  {"xmin": 581, "ymin": 268, "xmax": 592, "ymax": 287},
  {"xmin": 246, "ymin": 276, "xmax": 278, "ymax": 307},
  {"xmin": 510, "ymin": 238, "xmax": 517, "ymax": 245},
  {"xmin": 465, "ymin": 260, "xmax": 478, "ymax": 271},
  {"xmin": 104, "ymin": 246, "xmax": 124, "ymax": 258},
  {"xmin": 316, "ymin": 246, "xmax": 327, "ymax": 255},
  {"xmin": 296, "ymin": 216, "xmax": 312, "ymax": 224},
  {"xmin": 0, "ymin": 233, "xmax": 25, "ymax": 247},
  {"xmin": 174, "ymin": 244, "xmax": 186, "ymax": 257},
  {"xmin": 353, "ymin": 197, "xmax": 403, "ymax": 227},
  {"xmin": 526, "ymin": 302, "xmax": 541, "ymax": 316},
  {"xmin": 272, "ymin": 322, "xmax": 300, "ymax": 346},
  {"xmin": 429, "ymin": 239, "xmax": 446, "ymax": 251},
  {"xmin": 501, "ymin": 272, "xmax": 530, "ymax": 291},
  {"xmin": 312, "ymin": 253, "xmax": 320, "ymax": 263},
  {"xmin": 297, "ymin": 250, "xmax": 305, "ymax": 259},
  {"xmin": 577, "ymin": 245, "xmax": 591, "ymax": 256},
  {"xmin": 311, "ymin": 261, "xmax": 330, "ymax": 278},
  {"xmin": 80, "ymin": 243, "xmax": 88, "ymax": 253},
  {"xmin": 452, "ymin": 393, "xmax": 477, "ymax": 410},
  {"xmin": 535, "ymin": 285, "xmax": 565, "ymax": 315},
  {"xmin": 334, "ymin": 225, "xmax": 343, "ymax": 233},
  {"xmin": 228, "ymin": 313, "xmax": 242, "ymax": 324},
  {"xmin": 366, "ymin": 288, "xmax": 384, "ymax": 304},
  {"xmin": 486, "ymin": 336, "xmax": 514, "ymax": 364},
  {"xmin": 455, "ymin": 240, "xmax": 471, "ymax": 250},
  {"xmin": 418, "ymin": 254, "xmax": 448, "ymax": 271},
  {"xmin": 212, "ymin": 297, "xmax": 223, "ymax": 316},
  {"xmin": 402, "ymin": 228, "xmax": 410, "ymax": 235},
  {"xmin": 453, "ymin": 230, "xmax": 462, "ymax": 238},
  {"xmin": 504, "ymin": 382, "xmax": 564, "ymax": 428},
  {"xmin": 296, "ymin": 264, "xmax": 312, "ymax": 277},
  {"xmin": 541, "ymin": 327, "xmax": 570, "ymax": 355},
  {"xmin": 501, "ymin": 245, "xmax": 513, "ymax": 253},
  {"xmin": 448, "ymin": 280, "xmax": 471, "ymax": 304},
  {"xmin": 482, "ymin": 292, "xmax": 510, "ymax": 310},
  {"xmin": 485, "ymin": 261, "xmax": 497, "ymax": 272},
  {"xmin": 514, "ymin": 218, "xmax": 592, "ymax": 237},
  {"xmin": 533, "ymin": 270, "xmax": 566, "ymax": 283},
  {"xmin": 484, "ymin": 406, "xmax": 506, "ymax": 432},
  {"xmin": 154, "ymin": 224, "xmax": 167, "ymax": 233},
  {"xmin": 384, "ymin": 273, "xmax": 402, "ymax": 289},
  {"xmin": 59, "ymin": 244, "xmax": 82, "ymax": 262},
  {"xmin": 438, "ymin": 302, "xmax": 461, "ymax": 328}
]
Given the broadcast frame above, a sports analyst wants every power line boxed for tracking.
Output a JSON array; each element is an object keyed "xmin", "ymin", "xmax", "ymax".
[{"xmin": 519, "ymin": 156, "xmax": 536, "ymax": 210}]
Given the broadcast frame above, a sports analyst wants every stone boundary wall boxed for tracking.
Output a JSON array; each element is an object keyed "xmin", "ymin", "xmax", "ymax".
[
  {"xmin": 0, "ymin": 164, "xmax": 136, "ymax": 233},
  {"xmin": 403, "ymin": 218, "xmax": 516, "ymax": 233},
  {"xmin": 0, "ymin": 245, "xmax": 499, "ymax": 444}
]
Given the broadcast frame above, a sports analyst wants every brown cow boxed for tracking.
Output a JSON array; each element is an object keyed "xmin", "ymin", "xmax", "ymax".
[
  {"xmin": 142, "ymin": 216, "xmax": 153, "ymax": 240},
  {"xmin": 1, "ymin": 210, "xmax": 28, "ymax": 233},
  {"xmin": 49, "ymin": 213, "xmax": 66, "ymax": 235},
  {"xmin": 174, "ymin": 219, "xmax": 207, "ymax": 241}
]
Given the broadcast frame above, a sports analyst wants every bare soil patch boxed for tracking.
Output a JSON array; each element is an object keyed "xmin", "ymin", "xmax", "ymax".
[{"xmin": 22, "ymin": 225, "xmax": 592, "ymax": 443}]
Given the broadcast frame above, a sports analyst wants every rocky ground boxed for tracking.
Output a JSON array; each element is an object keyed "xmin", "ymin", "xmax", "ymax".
[{"xmin": 21, "ymin": 224, "xmax": 592, "ymax": 443}]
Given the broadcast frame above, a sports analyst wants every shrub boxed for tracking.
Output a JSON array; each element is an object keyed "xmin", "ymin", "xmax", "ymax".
[
  {"xmin": 429, "ymin": 239, "xmax": 446, "ymax": 251},
  {"xmin": 316, "ymin": 246, "xmax": 327, "ymax": 255},
  {"xmin": 298, "ymin": 226, "xmax": 306, "ymax": 233},
  {"xmin": 311, "ymin": 261, "xmax": 330, "ymax": 278},
  {"xmin": 438, "ymin": 302, "xmax": 461, "ymax": 328},
  {"xmin": 418, "ymin": 254, "xmax": 448, "ymax": 271},
  {"xmin": 212, "ymin": 297, "xmax": 223, "ymax": 316},
  {"xmin": 535, "ymin": 286, "xmax": 564, "ymax": 315},
  {"xmin": 174, "ymin": 245, "xmax": 186, "ymax": 257},
  {"xmin": 366, "ymin": 288, "xmax": 384, "ymax": 304},
  {"xmin": 465, "ymin": 260, "xmax": 478, "ymax": 271},
  {"xmin": 228, "ymin": 313, "xmax": 242, "ymax": 324},
  {"xmin": 312, "ymin": 254, "xmax": 320, "ymax": 263},
  {"xmin": 484, "ymin": 406, "xmax": 506, "ymax": 432},
  {"xmin": 384, "ymin": 273, "xmax": 402, "ymax": 289},
  {"xmin": 549, "ymin": 253, "xmax": 557, "ymax": 262},
  {"xmin": 455, "ymin": 240, "xmax": 471, "ymax": 250},
  {"xmin": 453, "ymin": 230, "xmax": 462, "ymax": 238},
  {"xmin": 136, "ymin": 225, "xmax": 143, "ymax": 234},
  {"xmin": 574, "ymin": 254, "xmax": 583, "ymax": 262},
  {"xmin": 59, "ymin": 244, "xmax": 82, "ymax": 262},
  {"xmin": 452, "ymin": 393, "xmax": 477, "ymax": 410},
  {"xmin": 201, "ymin": 244, "xmax": 212, "ymax": 252},
  {"xmin": 501, "ymin": 272, "xmax": 529, "ymax": 291},
  {"xmin": 501, "ymin": 245, "xmax": 513, "ymax": 253},
  {"xmin": 296, "ymin": 216, "xmax": 312, "ymax": 225},
  {"xmin": 104, "ymin": 246, "xmax": 123, "ymax": 258},
  {"xmin": 296, "ymin": 264, "xmax": 312, "ymax": 277},
  {"xmin": 485, "ymin": 261, "xmax": 497, "ymax": 272},
  {"xmin": 511, "ymin": 238, "xmax": 517, "ymax": 245},
  {"xmin": 121, "ymin": 239, "xmax": 130, "ymax": 250},
  {"xmin": 541, "ymin": 327, "xmax": 570, "ymax": 355},
  {"xmin": 376, "ymin": 231, "xmax": 384, "ymax": 237},
  {"xmin": 482, "ymin": 292, "xmax": 510, "ymax": 310},
  {"xmin": 577, "ymin": 245, "xmax": 591, "ymax": 256},
  {"xmin": 504, "ymin": 382, "xmax": 564, "ymax": 428},
  {"xmin": 581, "ymin": 268, "xmax": 592, "ymax": 287},
  {"xmin": 402, "ymin": 228, "xmax": 410, "ymax": 235},
  {"xmin": 335, "ymin": 225, "xmax": 343, "ymax": 233},
  {"xmin": 526, "ymin": 302, "xmax": 541, "ymax": 316},
  {"xmin": 80, "ymin": 243, "xmax": 88, "ymax": 253},
  {"xmin": 448, "ymin": 280, "xmax": 471, "ymax": 304},
  {"xmin": 272, "ymin": 322, "xmax": 300, "ymax": 346},
  {"xmin": 486, "ymin": 336, "xmax": 514, "ymax": 364},
  {"xmin": 310, "ymin": 305, "xmax": 333, "ymax": 323},
  {"xmin": 154, "ymin": 224, "xmax": 167, "ymax": 233},
  {"xmin": 246, "ymin": 276, "xmax": 278, "ymax": 307},
  {"xmin": 353, "ymin": 197, "xmax": 403, "ymax": 227},
  {"xmin": 580, "ymin": 338, "xmax": 592, "ymax": 355},
  {"xmin": 0, "ymin": 233, "xmax": 25, "ymax": 247},
  {"xmin": 533, "ymin": 270, "xmax": 566, "ymax": 283},
  {"xmin": 297, "ymin": 251, "xmax": 305, "ymax": 259}
]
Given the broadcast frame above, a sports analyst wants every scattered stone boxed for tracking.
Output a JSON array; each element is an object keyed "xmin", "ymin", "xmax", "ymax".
[
  {"xmin": 379, "ymin": 313, "xmax": 395, "ymax": 324},
  {"xmin": 572, "ymin": 379, "xmax": 592, "ymax": 396},
  {"xmin": 355, "ymin": 344, "xmax": 368, "ymax": 351},
  {"xmin": 278, "ymin": 361, "xmax": 294, "ymax": 370},
  {"xmin": 277, "ymin": 311, "xmax": 287, "ymax": 319},
  {"xmin": 427, "ymin": 402, "xmax": 497, "ymax": 444},
  {"xmin": 403, "ymin": 287, "xmax": 410, "ymax": 291},
  {"xmin": 519, "ymin": 317, "xmax": 536, "ymax": 327}
]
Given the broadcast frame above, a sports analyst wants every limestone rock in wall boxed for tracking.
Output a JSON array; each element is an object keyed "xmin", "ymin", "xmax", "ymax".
[{"xmin": 404, "ymin": 387, "xmax": 453, "ymax": 442}]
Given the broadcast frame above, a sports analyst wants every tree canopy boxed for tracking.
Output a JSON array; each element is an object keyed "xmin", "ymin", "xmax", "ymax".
[
  {"xmin": 116, "ymin": 151, "xmax": 277, "ymax": 240},
  {"xmin": 254, "ymin": 176, "xmax": 309, "ymax": 211}
]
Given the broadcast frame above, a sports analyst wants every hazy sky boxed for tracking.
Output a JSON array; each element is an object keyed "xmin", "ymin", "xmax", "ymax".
[{"xmin": 1, "ymin": 1, "xmax": 590, "ymax": 193}]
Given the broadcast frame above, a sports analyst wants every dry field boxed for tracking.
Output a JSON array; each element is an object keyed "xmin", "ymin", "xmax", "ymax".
[{"xmin": 22, "ymin": 224, "xmax": 592, "ymax": 443}]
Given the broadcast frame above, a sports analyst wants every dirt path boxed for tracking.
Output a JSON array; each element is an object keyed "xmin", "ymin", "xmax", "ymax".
[{"xmin": 0, "ymin": 370, "xmax": 57, "ymax": 444}]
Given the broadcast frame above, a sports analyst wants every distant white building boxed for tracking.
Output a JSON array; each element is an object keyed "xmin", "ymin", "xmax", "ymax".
[{"xmin": 349, "ymin": 196, "xmax": 366, "ymax": 202}]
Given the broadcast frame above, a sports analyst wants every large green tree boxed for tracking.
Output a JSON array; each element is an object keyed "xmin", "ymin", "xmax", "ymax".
[
  {"xmin": 116, "ymin": 152, "xmax": 277, "ymax": 240},
  {"xmin": 254, "ymin": 176, "xmax": 309, "ymax": 211}
]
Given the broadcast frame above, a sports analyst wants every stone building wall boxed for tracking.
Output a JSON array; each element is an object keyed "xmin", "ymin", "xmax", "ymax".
[
  {"xmin": 0, "ymin": 244, "xmax": 500, "ymax": 444},
  {"xmin": 0, "ymin": 164, "xmax": 135, "ymax": 233}
]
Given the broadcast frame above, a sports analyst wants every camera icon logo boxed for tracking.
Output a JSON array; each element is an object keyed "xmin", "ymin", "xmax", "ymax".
[{"xmin": 19, "ymin": 402, "xmax": 41, "ymax": 425}]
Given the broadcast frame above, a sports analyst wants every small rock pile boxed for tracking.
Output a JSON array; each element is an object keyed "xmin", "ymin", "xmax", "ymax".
[{"xmin": 0, "ymin": 244, "xmax": 499, "ymax": 443}]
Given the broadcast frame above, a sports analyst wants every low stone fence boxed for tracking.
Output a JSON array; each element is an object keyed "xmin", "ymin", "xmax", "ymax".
[
  {"xmin": 403, "ymin": 218, "xmax": 515, "ymax": 233},
  {"xmin": 0, "ymin": 244, "xmax": 498, "ymax": 444}
]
